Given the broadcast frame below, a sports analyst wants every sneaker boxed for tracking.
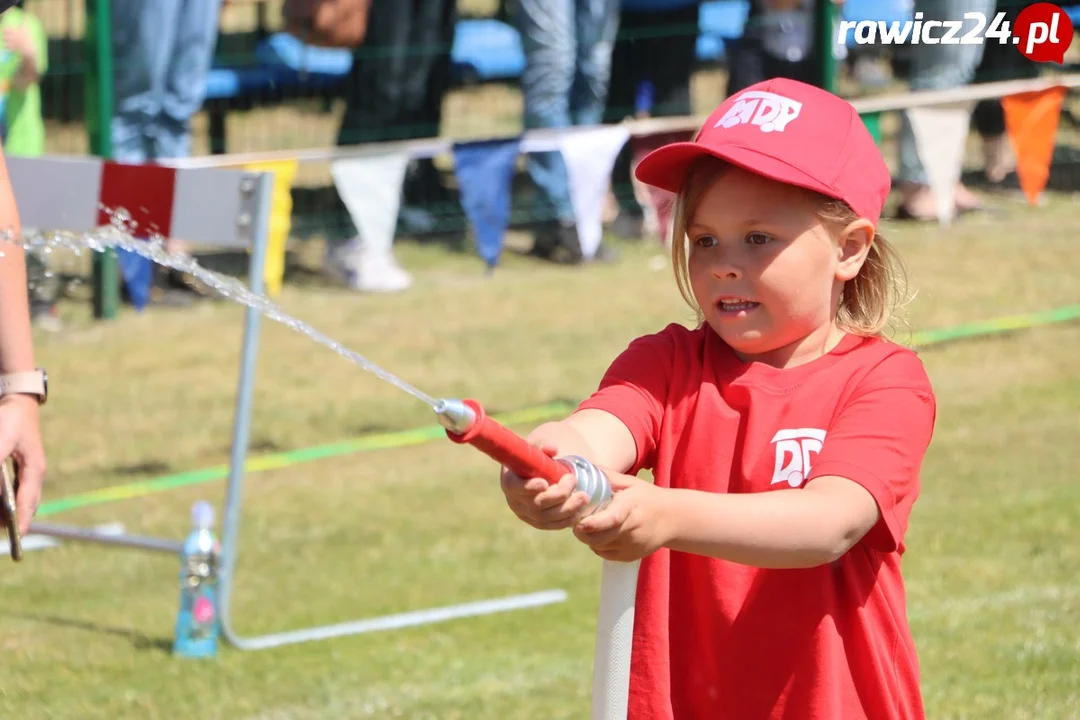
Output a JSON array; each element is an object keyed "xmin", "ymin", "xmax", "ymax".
[
  {"xmin": 591, "ymin": 241, "xmax": 620, "ymax": 264},
  {"xmin": 529, "ymin": 223, "xmax": 584, "ymax": 265},
  {"xmin": 326, "ymin": 239, "xmax": 412, "ymax": 293}
]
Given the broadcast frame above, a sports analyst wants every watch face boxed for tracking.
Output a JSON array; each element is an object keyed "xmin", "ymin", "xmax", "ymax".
[{"xmin": 40, "ymin": 368, "xmax": 47, "ymax": 405}]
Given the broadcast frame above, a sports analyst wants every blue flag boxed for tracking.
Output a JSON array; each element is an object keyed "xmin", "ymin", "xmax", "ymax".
[{"xmin": 452, "ymin": 138, "xmax": 521, "ymax": 269}]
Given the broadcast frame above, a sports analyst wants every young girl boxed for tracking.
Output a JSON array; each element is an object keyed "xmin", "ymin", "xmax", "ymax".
[{"xmin": 500, "ymin": 78, "xmax": 936, "ymax": 719}]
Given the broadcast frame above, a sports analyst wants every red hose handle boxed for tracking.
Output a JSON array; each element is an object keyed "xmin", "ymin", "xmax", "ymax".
[{"xmin": 444, "ymin": 399, "xmax": 568, "ymax": 485}]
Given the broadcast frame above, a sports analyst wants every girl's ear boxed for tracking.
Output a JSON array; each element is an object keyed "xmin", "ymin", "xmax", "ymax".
[{"xmin": 835, "ymin": 219, "xmax": 875, "ymax": 282}]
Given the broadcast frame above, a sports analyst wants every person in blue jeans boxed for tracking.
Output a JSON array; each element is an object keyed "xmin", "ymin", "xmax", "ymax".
[
  {"xmin": 111, "ymin": 0, "xmax": 222, "ymax": 162},
  {"xmin": 109, "ymin": 0, "xmax": 223, "ymax": 306},
  {"xmin": 510, "ymin": 0, "xmax": 621, "ymax": 264}
]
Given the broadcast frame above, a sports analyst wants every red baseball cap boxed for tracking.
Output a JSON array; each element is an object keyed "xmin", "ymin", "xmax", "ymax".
[{"xmin": 635, "ymin": 78, "xmax": 891, "ymax": 224}]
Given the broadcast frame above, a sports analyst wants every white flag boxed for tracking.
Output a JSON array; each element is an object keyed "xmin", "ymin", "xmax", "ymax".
[
  {"xmin": 559, "ymin": 125, "xmax": 631, "ymax": 259},
  {"xmin": 330, "ymin": 152, "xmax": 410, "ymax": 253},
  {"xmin": 907, "ymin": 103, "xmax": 974, "ymax": 225}
]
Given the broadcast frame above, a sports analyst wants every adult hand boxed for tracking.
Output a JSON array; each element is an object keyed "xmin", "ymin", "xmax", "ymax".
[{"xmin": 0, "ymin": 394, "xmax": 45, "ymax": 535}]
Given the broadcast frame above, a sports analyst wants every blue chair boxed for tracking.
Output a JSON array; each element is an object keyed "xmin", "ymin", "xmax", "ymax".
[
  {"xmin": 451, "ymin": 18, "xmax": 526, "ymax": 83},
  {"xmin": 204, "ymin": 66, "xmax": 279, "ymax": 102},
  {"xmin": 697, "ymin": 0, "xmax": 751, "ymax": 62},
  {"xmin": 255, "ymin": 32, "xmax": 354, "ymax": 79}
]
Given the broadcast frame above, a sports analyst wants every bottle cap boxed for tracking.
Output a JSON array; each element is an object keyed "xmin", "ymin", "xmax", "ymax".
[{"xmin": 192, "ymin": 500, "xmax": 215, "ymax": 529}]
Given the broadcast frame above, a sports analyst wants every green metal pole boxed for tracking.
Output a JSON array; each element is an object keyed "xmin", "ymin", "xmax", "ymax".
[
  {"xmin": 813, "ymin": 0, "xmax": 837, "ymax": 93},
  {"xmin": 84, "ymin": 0, "xmax": 118, "ymax": 320}
]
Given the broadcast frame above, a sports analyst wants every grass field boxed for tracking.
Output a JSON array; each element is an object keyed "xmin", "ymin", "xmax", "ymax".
[{"xmin": 0, "ymin": 183, "xmax": 1076, "ymax": 718}]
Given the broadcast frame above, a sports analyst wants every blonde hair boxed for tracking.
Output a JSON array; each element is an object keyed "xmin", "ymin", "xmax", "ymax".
[{"xmin": 668, "ymin": 155, "xmax": 908, "ymax": 338}]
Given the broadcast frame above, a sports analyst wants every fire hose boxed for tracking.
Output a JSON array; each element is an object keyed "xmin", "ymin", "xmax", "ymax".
[{"xmin": 435, "ymin": 398, "xmax": 639, "ymax": 720}]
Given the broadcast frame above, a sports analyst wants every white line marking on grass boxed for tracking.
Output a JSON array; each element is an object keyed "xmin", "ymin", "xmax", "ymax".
[{"xmin": 0, "ymin": 522, "xmax": 125, "ymax": 555}]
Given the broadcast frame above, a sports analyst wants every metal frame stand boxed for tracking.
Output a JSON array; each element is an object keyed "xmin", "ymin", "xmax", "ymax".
[
  {"xmin": 214, "ymin": 172, "xmax": 567, "ymax": 651},
  {"xmin": 19, "ymin": 161, "xmax": 566, "ymax": 651}
]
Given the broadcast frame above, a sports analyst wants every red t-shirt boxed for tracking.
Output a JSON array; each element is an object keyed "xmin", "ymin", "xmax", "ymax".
[{"xmin": 577, "ymin": 323, "xmax": 936, "ymax": 720}]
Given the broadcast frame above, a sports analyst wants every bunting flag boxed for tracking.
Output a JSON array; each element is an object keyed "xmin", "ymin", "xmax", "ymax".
[
  {"xmin": 451, "ymin": 137, "xmax": 522, "ymax": 269},
  {"xmin": 240, "ymin": 159, "xmax": 299, "ymax": 297},
  {"xmin": 631, "ymin": 130, "xmax": 693, "ymax": 247},
  {"xmin": 98, "ymin": 163, "xmax": 178, "ymax": 311},
  {"xmin": 906, "ymin": 103, "xmax": 974, "ymax": 224},
  {"xmin": 330, "ymin": 151, "xmax": 410, "ymax": 255},
  {"xmin": 1002, "ymin": 86, "xmax": 1066, "ymax": 206},
  {"xmin": 559, "ymin": 125, "xmax": 631, "ymax": 259}
]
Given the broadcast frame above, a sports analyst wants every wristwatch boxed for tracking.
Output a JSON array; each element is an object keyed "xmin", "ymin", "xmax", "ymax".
[{"xmin": 0, "ymin": 369, "xmax": 47, "ymax": 405}]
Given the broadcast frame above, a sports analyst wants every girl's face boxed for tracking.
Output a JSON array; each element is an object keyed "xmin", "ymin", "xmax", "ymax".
[{"xmin": 686, "ymin": 166, "xmax": 870, "ymax": 368}]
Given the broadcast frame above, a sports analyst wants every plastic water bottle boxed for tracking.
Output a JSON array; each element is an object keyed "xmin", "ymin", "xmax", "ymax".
[{"xmin": 173, "ymin": 500, "xmax": 220, "ymax": 658}]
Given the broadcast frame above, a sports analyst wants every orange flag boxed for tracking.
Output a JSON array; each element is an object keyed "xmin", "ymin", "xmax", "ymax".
[{"xmin": 1002, "ymin": 86, "xmax": 1066, "ymax": 206}]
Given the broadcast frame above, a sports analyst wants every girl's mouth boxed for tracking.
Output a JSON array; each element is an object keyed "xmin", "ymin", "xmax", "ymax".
[{"xmin": 716, "ymin": 298, "xmax": 760, "ymax": 315}]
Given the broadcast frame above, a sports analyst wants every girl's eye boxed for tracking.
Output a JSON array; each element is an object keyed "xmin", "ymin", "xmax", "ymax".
[
  {"xmin": 695, "ymin": 235, "xmax": 718, "ymax": 248},
  {"xmin": 746, "ymin": 232, "xmax": 772, "ymax": 246}
]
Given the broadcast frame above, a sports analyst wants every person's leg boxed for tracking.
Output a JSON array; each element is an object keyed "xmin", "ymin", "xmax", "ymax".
[
  {"xmin": 110, "ymin": 0, "xmax": 179, "ymax": 162},
  {"xmin": 607, "ymin": 4, "xmax": 699, "ymax": 234},
  {"xmin": 154, "ymin": 0, "xmax": 221, "ymax": 161},
  {"xmin": 400, "ymin": 0, "xmax": 456, "ymax": 139},
  {"xmin": 155, "ymin": 0, "xmax": 222, "ymax": 160},
  {"xmin": 648, "ymin": 3, "xmax": 700, "ymax": 119},
  {"xmin": 604, "ymin": 8, "xmax": 642, "ymax": 123},
  {"xmin": 512, "ymin": 0, "xmax": 577, "ymax": 228},
  {"xmin": 110, "ymin": 0, "xmax": 181, "ymax": 307},
  {"xmin": 726, "ymin": 34, "xmax": 768, "ymax": 96},
  {"xmin": 605, "ymin": 8, "xmax": 650, "ymax": 232},
  {"xmin": 570, "ymin": 0, "xmax": 620, "ymax": 127},
  {"xmin": 336, "ymin": 1, "xmax": 414, "ymax": 146},
  {"xmin": 400, "ymin": 0, "xmax": 459, "ymax": 210},
  {"xmin": 548, "ymin": 0, "xmax": 621, "ymax": 261},
  {"xmin": 896, "ymin": 0, "xmax": 996, "ymax": 217},
  {"xmin": 328, "ymin": 3, "xmax": 419, "ymax": 290},
  {"xmin": 972, "ymin": 0, "xmax": 1036, "ymax": 182}
]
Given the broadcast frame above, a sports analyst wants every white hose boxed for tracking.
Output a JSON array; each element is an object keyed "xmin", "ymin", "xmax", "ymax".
[{"xmin": 590, "ymin": 558, "xmax": 641, "ymax": 720}]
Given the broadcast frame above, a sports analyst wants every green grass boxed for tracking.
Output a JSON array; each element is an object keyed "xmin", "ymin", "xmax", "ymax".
[{"xmin": 1, "ymin": 192, "xmax": 1079, "ymax": 718}]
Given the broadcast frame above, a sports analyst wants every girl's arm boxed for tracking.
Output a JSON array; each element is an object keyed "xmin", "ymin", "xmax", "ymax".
[
  {"xmin": 526, "ymin": 409, "xmax": 638, "ymax": 476},
  {"xmin": 657, "ymin": 476, "xmax": 880, "ymax": 568}
]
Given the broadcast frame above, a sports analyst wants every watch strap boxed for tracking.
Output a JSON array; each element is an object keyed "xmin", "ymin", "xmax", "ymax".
[{"xmin": 0, "ymin": 370, "xmax": 45, "ymax": 400}]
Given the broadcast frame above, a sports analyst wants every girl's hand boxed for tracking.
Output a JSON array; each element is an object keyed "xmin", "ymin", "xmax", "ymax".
[
  {"xmin": 572, "ymin": 473, "xmax": 668, "ymax": 562},
  {"xmin": 0, "ymin": 395, "xmax": 45, "ymax": 535},
  {"xmin": 499, "ymin": 444, "xmax": 593, "ymax": 531}
]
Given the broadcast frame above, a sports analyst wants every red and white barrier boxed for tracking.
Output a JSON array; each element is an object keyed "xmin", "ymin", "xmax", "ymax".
[{"xmin": 7, "ymin": 155, "xmax": 263, "ymax": 248}]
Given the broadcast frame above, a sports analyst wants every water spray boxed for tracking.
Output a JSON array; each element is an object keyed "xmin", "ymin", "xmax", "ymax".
[{"xmin": 6, "ymin": 209, "xmax": 637, "ymax": 717}]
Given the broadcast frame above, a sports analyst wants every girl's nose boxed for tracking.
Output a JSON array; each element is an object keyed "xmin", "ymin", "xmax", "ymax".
[{"xmin": 711, "ymin": 260, "xmax": 741, "ymax": 280}]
